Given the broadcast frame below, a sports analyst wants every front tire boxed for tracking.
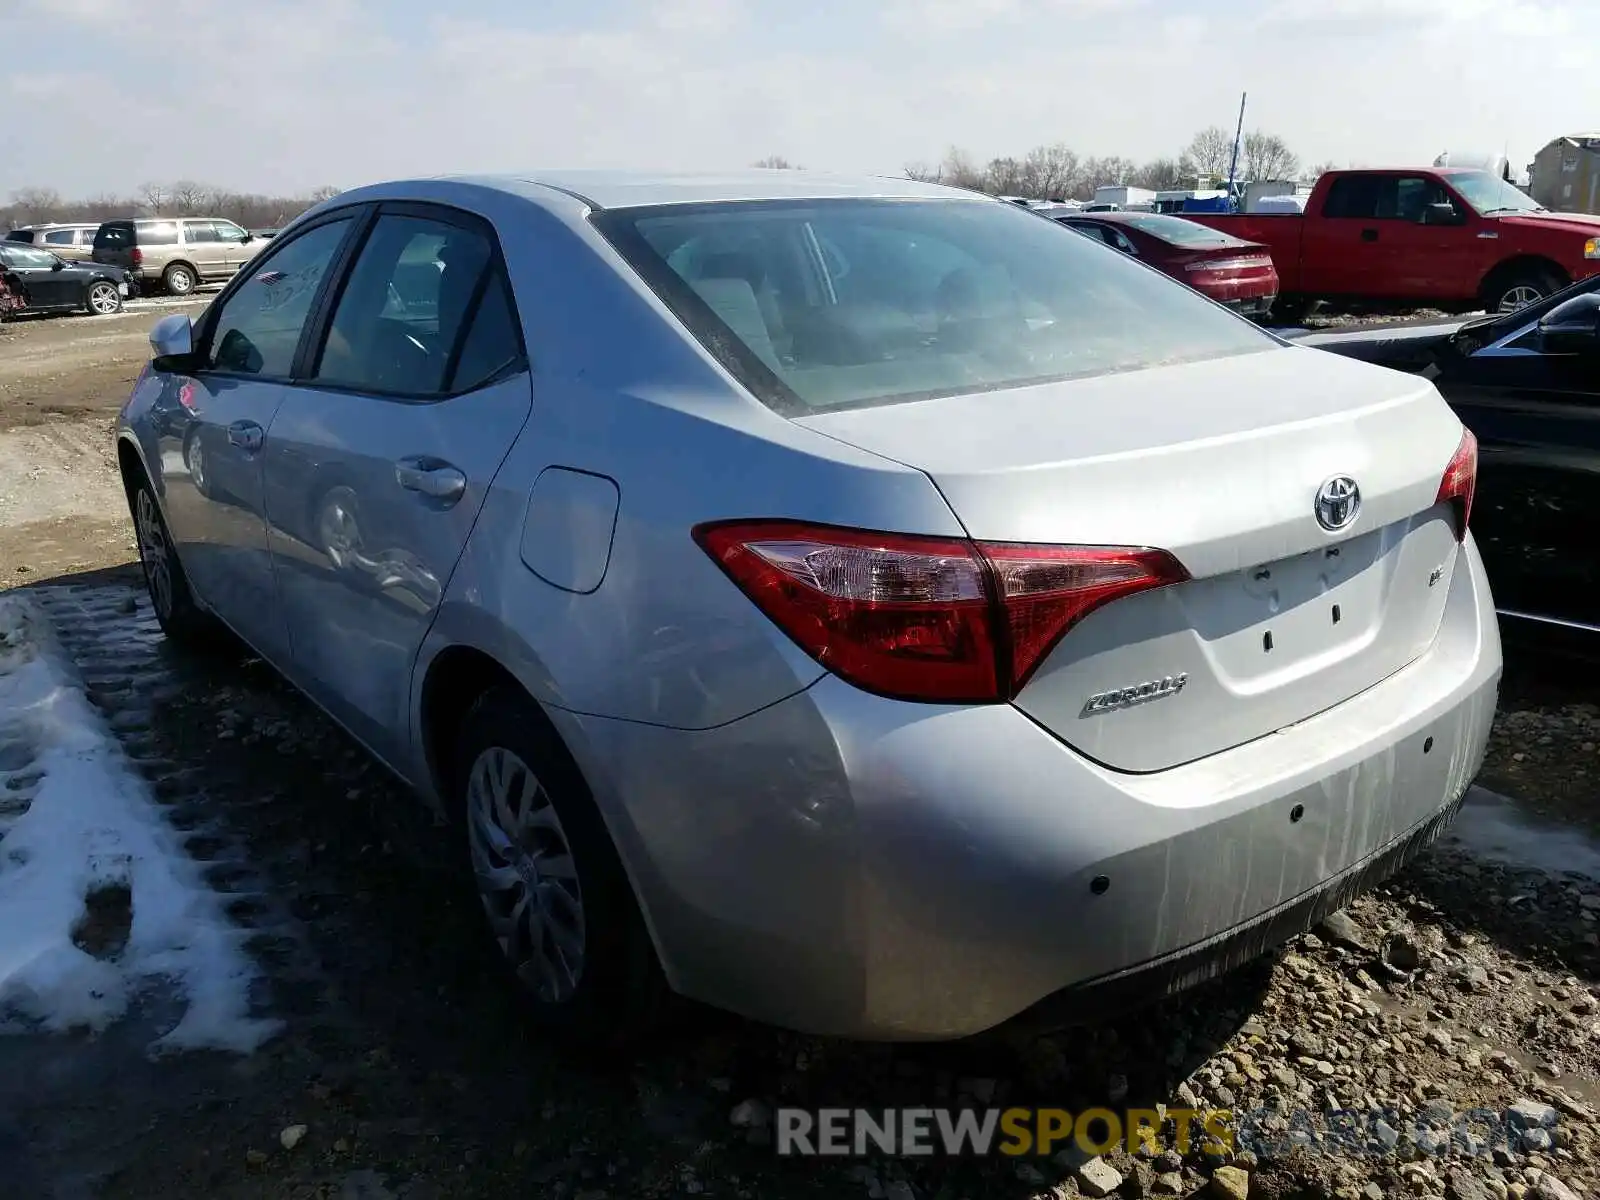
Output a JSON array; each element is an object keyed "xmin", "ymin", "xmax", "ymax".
[
  {"xmin": 85, "ymin": 281, "xmax": 123, "ymax": 316},
  {"xmin": 162, "ymin": 263, "xmax": 197, "ymax": 296},
  {"xmin": 454, "ymin": 688, "xmax": 666, "ymax": 1049},
  {"xmin": 130, "ymin": 477, "xmax": 218, "ymax": 646}
]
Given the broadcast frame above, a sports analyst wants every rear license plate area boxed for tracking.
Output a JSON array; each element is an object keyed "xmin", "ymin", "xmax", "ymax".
[{"xmin": 1191, "ymin": 532, "xmax": 1388, "ymax": 687}]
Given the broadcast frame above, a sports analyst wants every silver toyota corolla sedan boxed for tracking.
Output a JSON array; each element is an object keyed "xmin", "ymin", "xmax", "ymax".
[{"xmin": 115, "ymin": 171, "xmax": 1500, "ymax": 1043}]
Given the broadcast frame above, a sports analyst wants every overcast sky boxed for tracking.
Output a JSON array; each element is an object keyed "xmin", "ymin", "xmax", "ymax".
[{"xmin": 2, "ymin": 0, "xmax": 1595, "ymax": 199}]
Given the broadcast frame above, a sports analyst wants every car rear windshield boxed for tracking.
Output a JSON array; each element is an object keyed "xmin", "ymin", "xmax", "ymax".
[
  {"xmin": 4, "ymin": 230, "xmax": 36, "ymax": 244},
  {"xmin": 94, "ymin": 223, "xmax": 133, "ymax": 249},
  {"xmin": 592, "ymin": 197, "xmax": 1276, "ymax": 413},
  {"xmin": 1111, "ymin": 213, "xmax": 1251, "ymax": 249}
]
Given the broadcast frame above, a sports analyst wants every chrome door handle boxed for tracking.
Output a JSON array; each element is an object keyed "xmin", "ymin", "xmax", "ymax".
[
  {"xmin": 226, "ymin": 421, "xmax": 263, "ymax": 452},
  {"xmin": 395, "ymin": 457, "xmax": 466, "ymax": 502}
]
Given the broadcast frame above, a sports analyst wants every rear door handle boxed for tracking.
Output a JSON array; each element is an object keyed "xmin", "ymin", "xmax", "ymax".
[
  {"xmin": 226, "ymin": 420, "xmax": 264, "ymax": 452},
  {"xmin": 1360, "ymin": 228, "xmax": 1379, "ymax": 242},
  {"xmin": 395, "ymin": 456, "xmax": 466, "ymax": 503}
]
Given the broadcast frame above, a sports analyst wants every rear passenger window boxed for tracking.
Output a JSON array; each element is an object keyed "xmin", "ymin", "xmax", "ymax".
[
  {"xmin": 1322, "ymin": 176, "xmax": 1386, "ymax": 220},
  {"xmin": 447, "ymin": 271, "xmax": 523, "ymax": 392},
  {"xmin": 206, "ymin": 218, "xmax": 353, "ymax": 377},
  {"xmin": 43, "ymin": 230, "xmax": 76, "ymax": 246},
  {"xmin": 137, "ymin": 222, "xmax": 180, "ymax": 246},
  {"xmin": 311, "ymin": 213, "xmax": 499, "ymax": 398}
]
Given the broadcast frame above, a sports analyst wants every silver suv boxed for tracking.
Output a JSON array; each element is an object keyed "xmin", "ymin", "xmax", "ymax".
[
  {"xmin": 92, "ymin": 216, "xmax": 259, "ymax": 295},
  {"xmin": 5, "ymin": 222, "xmax": 101, "ymax": 262}
]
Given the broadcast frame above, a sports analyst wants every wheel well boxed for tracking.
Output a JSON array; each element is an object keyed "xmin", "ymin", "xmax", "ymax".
[
  {"xmin": 163, "ymin": 260, "xmax": 199, "ymax": 280},
  {"xmin": 116, "ymin": 437, "xmax": 147, "ymax": 502},
  {"xmin": 419, "ymin": 646, "xmax": 528, "ymax": 812},
  {"xmin": 1480, "ymin": 255, "xmax": 1569, "ymax": 305}
]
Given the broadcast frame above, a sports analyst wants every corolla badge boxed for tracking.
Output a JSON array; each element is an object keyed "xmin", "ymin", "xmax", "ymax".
[
  {"xmin": 1314, "ymin": 475, "xmax": 1361, "ymax": 532},
  {"xmin": 1080, "ymin": 673, "xmax": 1188, "ymax": 718}
]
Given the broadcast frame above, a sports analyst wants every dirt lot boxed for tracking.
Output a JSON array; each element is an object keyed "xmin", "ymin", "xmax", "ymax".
[
  {"xmin": 0, "ymin": 298, "xmax": 212, "ymax": 586},
  {"xmin": 0, "ymin": 311, "xmax": 1596, "ymax": 1200}
]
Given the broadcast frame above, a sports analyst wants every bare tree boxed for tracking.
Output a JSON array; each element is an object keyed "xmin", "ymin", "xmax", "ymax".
[
  {"xmin": 1130, "ymin": 158, "xmax": 1188, "ymax": 192},
  {"xmin": 168, "ymin": 180, "xmax": 217, "ymax": 214},
  {"xmin": 751, "ymin": 156, "xmax": 798, "ymax": 170},
  {"xmin": 1017, "ymin": 143, "xmax": 1079, "ymax": 200},
  {"xmin": 1304, "ymin": 160, "xmax": 1338, "ymax": 182},
  {"xmin": 80, "ymin": 193, "xmax": 125, "ymax": 221},
  {"xmin": 938, "ymin": 147, "xmax": 988, "ymax": 192},
  {"xmin": 903, "ymin": 162, "xmax": 942, "ymax": 184},
  {"xmin": 1184, "ymin": 126, "xmax": 1237, "ymax": 181},
  {"xmin": 137, "ymin": 182, "xmax": 170, "ymax": 213},
  {"xmin": 1077, "ymin": 156, "xmax": 1140, "ymax": 197},
  {"xmin": 985, "ymin": 156, "xmax": 1026, "ymax": 196},
  {"xmin": 1241, "ymin": 132, "xmax": 1300, "ymax": 182},
  {"xmin": 9, "ymin": 187, "xmax": 64, "ymax": 224},
  {"xmin": 309, "ymin": 185, "xmax": 342, "ymax": 202}
]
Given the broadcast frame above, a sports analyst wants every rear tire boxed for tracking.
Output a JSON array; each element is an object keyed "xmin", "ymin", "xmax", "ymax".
[
  {"xmin": 129, "ymin": 475, "xmax": 221, "ymax": 647},
  {"xmin": 162, "ymin": 263, "xmax": 197, "ymax": 296},
  {"xmin": 1486, "ymin": 267, "xmax": 1564, "ymax": 315},
  {"xmin": 453, "ymin": 687, "xmax": 667, "ymax": 1051}
]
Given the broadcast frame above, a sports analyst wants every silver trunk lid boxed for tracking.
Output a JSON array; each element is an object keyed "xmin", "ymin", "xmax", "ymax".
[{"xmin": 796, "ymin": 345, "xmax": 1468, "ymax": 772}]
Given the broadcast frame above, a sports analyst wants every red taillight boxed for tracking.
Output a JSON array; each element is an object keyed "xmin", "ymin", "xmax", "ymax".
[
  {"xmin": 1435, "ymin": 428, "xmax": 1477, "ymax": 542},
  {"xmin": 129, "ymin": 248, "xmax": 143, "ymax": 266},
  {"xmin": 693, "ymin": 520, "xmax": 1189, "ymax": 703}
]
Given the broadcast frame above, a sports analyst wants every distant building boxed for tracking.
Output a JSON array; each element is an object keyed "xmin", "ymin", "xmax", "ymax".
[{"xmin": 1529, "ymin": 134, "xmax": 1600, "ymax": 214}]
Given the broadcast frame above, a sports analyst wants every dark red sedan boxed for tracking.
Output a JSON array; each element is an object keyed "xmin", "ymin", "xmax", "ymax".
[{"xmin": 1052, "ymin": 211, "xmax": 1279, "ymax": 318}]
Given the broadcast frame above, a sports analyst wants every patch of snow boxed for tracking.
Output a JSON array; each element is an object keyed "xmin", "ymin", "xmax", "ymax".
[{"xmin": 0, "ymin": 595, "xmax": 278, "ymax": 1054}]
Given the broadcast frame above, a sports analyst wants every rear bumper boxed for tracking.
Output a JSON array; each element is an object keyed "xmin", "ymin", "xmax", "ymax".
[
  {"xmin": 564, "ymin": 535, "xmax": 1500, "ymax": 1040},
  {"xmin": 1004, "ymin": 780, "xmax": 1469, "ymax": 1033},
  {"xmin": 1225, "ymin": 294, "xmax": 1277, "ymax": 318}
]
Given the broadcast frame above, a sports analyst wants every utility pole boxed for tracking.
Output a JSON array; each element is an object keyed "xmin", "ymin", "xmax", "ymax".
[{"xmin": 1227, "ymin": 91, "xmax": 1247, "ymax": 207}]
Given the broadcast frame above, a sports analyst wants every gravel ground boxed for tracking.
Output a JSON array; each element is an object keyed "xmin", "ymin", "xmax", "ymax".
[
  {"xmin": 5, "ymin": 580, "xmax": 1595, "ymax": 1200},
  {"xmin": 0, "ymin": 305, "xmax": 1594, "ymax": 1200}
]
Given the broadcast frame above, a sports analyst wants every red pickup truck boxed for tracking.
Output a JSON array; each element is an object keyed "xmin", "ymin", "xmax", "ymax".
[{"xmin": 1185, "ymin": 167, "xmax": 1600, "ymax": 320}]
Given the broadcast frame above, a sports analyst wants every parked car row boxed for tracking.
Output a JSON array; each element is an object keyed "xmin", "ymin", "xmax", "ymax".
[
  {"xmin": 5, "ymin": 214, "xmax": 268, "ymax": 301},
  {"xmin": 1186, "ymin": 166, "xmax": 1600, "ymax": 320},
  {"xmin": 0, "ymin": 241, "xmax": 133, "ymax": 318},
  {"xmin": 117, "ymin": 171, "xmax": 1507, "ymax": 1047}
]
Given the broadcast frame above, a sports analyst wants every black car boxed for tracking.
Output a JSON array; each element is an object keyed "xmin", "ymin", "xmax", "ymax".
[
  {"xmin": 0, "ymin": 242, "xmax": 133, "ymax": 317},
  {"xmin": 1289, "ymin": 281, "xmax": 1600, "ymax": 650}
]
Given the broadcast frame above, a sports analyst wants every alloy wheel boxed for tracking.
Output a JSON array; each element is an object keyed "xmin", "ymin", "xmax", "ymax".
[
  {"xmin": 134, "ymin": 489, "xmax": 173, "ymax": 620},
  {"xmin": 466, "ymin": 746, "xmax": 586, "ymax": 1003},
  {"xmin": 88, "ymin": 282, "xmax": 121, "ymax": 314},
  {"xmin": 1497, "ymin": 285, "xmax": 1543, "ymax": 313}
]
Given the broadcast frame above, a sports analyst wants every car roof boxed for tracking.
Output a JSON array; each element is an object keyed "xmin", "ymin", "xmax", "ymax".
[{"xmin": 435, "ymin": 169, "xmax": 977, "ymax": 210}]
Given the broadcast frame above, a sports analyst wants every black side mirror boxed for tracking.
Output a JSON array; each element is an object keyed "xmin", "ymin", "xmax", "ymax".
[
  {"xmin": 1421, "ymin": 202, "xmax": 1463, "ymax": 226},
  {"xmin": 1537, "ymin": 292, "xmax": 1600, "ymax": 354},
  {"xmin": 51, "ymin": 258, "xmax": 65, "ymax": 271}
]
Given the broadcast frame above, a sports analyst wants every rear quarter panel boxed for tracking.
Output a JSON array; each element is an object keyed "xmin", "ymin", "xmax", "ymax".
[{"xmin": 413, "ymin": 180, "xmax": 966, "ymax": 734}]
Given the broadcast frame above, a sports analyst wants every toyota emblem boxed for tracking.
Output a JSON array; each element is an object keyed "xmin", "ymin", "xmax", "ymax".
[{"xmin": 1315, "ymin": 475, "xmax": 1361, "ymax": 531}]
